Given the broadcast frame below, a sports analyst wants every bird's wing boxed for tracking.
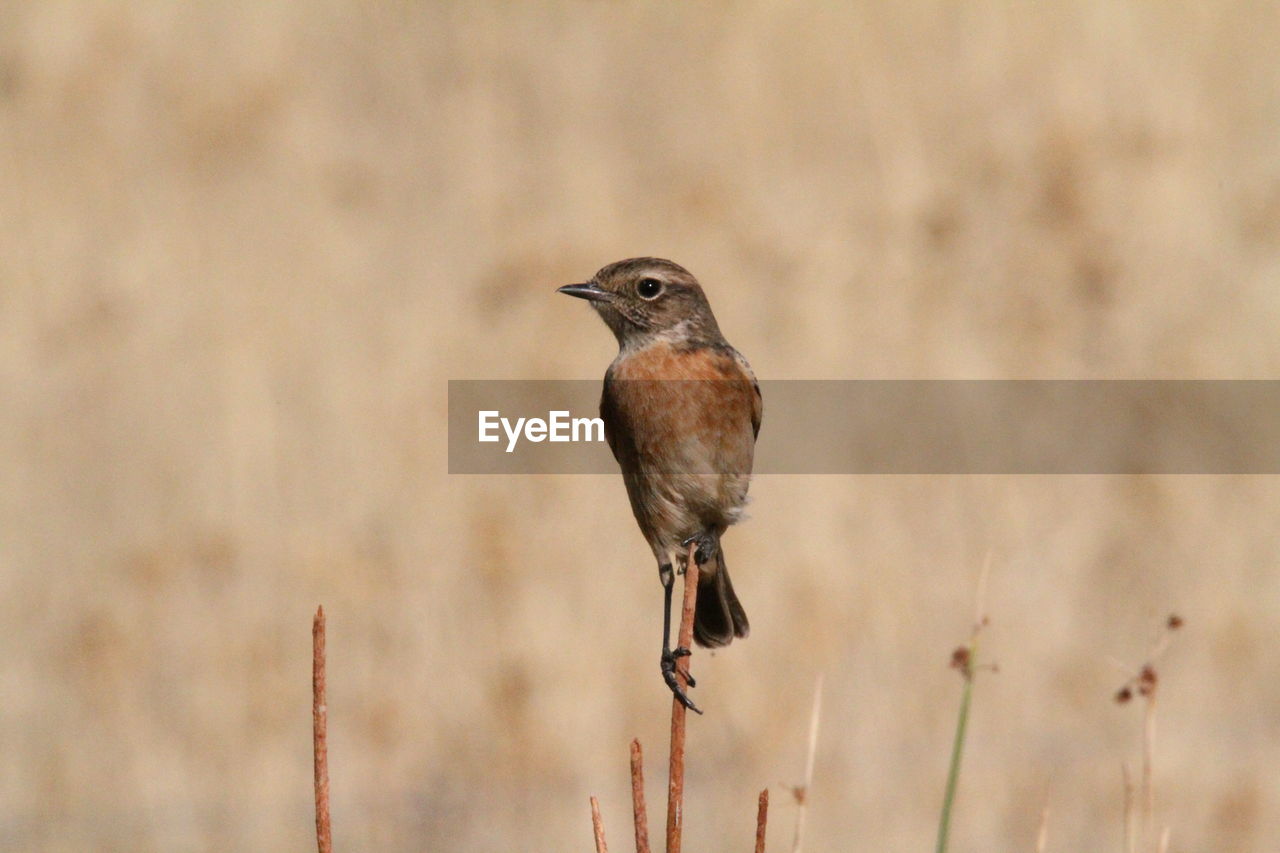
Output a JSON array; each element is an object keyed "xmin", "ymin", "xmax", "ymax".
[
  {"xmin": 730, "ymin": 348, "xmax": 762, "ymax": 440},
  {"xmin": 599, "ymin": 364, "xmax": 627, "ymax": 465}
]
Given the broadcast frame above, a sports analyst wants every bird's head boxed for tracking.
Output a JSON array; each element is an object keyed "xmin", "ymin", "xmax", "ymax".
[{"xmin": 558, "ymin": 257, "xmax": 723, "ymax": 348}]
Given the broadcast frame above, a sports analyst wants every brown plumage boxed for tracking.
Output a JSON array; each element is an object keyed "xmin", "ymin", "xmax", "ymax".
[{"xmin": 558, "ymin": 257, "xmax": 761, "ymax": 709}]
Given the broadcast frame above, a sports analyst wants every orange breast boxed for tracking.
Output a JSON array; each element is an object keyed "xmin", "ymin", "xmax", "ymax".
[{"xmin": 605, "ymin": 341, "xmax": 757, "ymax": 476}]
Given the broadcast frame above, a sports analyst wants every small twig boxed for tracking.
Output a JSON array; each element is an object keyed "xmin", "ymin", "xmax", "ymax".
[
  {"xmin": 591, "ymin": 796, "xmax": 610, "ymax": 853},
  {"xmin": 1113, "ymin": 614, "xmax": 1181, "ymax": 853},
  {"xmin": 665, "ymin": 544, "xmax": 700, "ymax": 853},
  {"xmin": 312, "ymin": 606, "xmax": 332, "ymax": 853},
  {"xmin": 755, "ymin": 789, "xmax": 769, "ymax": 853},
  {"xmin": 1156, "ymin": 826, "xmax": 1171, "ymax": 853},
  {"xmin": 934, "ymin": 556, "xmax": 993, "ymax": 853},
  {"xmin": 973, "ymin": 551, "xmax": 992, "ymax": 628},
  {"xmin": 790, "ymin": 673, "xmax": 824, "ymax": 853},
  {"xmin": 1142, "ymin": 692, "xmax": 1156, "ymax": 851},
  {"xmin": 1034, "ymin": 804, "xmax": 1049, "ymax": 853},
  {"xmin": 630, "ymin": 739, "xmax": 651, "ymax": 853},
  {"xmin": 1121, "ymin": 763, "xmax": 1136, "ymax": 853},
  {"xmin": 935, "ymin": 655, "xmax": 976, "ymax": 853}
]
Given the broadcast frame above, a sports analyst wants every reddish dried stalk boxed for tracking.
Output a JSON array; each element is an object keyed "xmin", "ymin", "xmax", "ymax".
[
  {"xmin": 591, "ymin": 796, "xmax": 610, "ymax": 853},
  {"xmin": 630, "ymin": 739, "xmax": 651, "ymax": 853},
  {"xmin": 313, "ymin": 606, "xmax": 332, "ymax": 853},
  {"xmin": 665, "ymin": 546, "xmax": 700, "ymax": 853},
  {"xmin": 754, "ymin": 789, "xmax": 769, "ymax": 853}
]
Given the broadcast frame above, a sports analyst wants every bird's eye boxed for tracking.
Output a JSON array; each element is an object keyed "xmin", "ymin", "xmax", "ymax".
[{"xmin": 637, "ymin": 277, "xmax": 663, "ymax": 299}]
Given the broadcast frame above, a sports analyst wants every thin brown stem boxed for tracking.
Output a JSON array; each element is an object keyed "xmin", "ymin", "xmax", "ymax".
[
  {"xmin": 665, "ymin": 544, "xmax": 700, "ymax": 853},
  {"xmin": 631, "ymin": 739, "xmax": 651, "ymax": 853},
  {"xmin": 591, "ymin": 796, "xmax": 610, "ymax": 853},
  {"xmin": 312, "ymin": 606, "xmax": 332, "ymax": 853},
  {"xmin": 1113, "ymin": 615, "xmax": 1179, "ymax": 853},
  {"xmin": 1121, "ymin": 763, "xmax": 1135, "ymax": 853},
  {"xmin": 1142, "ymin": 696, "xmax": 1156, "ymax": 852},
  {"xmin": 755, "ymin": 789, "xmax": 769, "ymax": 853}
]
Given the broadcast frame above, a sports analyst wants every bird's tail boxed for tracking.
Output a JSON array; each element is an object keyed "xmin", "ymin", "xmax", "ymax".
[{"xmin": 693, "ymin": 549, "xmax": 750, "ymax": 648}]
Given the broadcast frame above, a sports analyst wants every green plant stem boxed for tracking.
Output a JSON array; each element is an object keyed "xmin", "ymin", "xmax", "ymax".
[{"xmin": 935, "ymin": 637, "xmax": 979, "ymax": 853}]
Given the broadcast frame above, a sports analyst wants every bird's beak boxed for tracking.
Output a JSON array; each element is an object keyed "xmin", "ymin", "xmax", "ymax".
[{"xmin": 557, "ymin": 282, "xmax": 612, "ymax": 302}]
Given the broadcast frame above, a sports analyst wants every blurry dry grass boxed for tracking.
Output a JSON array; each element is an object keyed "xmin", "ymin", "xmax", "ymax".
[{"xmin": 2, "ymin": 1, "xmax": 1279, "ymax": 850}]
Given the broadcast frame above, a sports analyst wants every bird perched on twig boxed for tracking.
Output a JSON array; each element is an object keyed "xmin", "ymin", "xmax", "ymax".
[{"xmin": 558, "ymin": 258, "xmax": 761, "ymax": 712}]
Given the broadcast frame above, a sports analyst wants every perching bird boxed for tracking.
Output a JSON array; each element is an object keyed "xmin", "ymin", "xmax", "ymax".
[{"xmin": 558, "ymin": 258, "xmax": 761, "ymax": 711}]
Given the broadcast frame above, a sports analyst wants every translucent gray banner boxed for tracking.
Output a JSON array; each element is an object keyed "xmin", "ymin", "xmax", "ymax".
[{"xmin": 448, "ymin": 380, "xmax": 1280, "ymax": 474}]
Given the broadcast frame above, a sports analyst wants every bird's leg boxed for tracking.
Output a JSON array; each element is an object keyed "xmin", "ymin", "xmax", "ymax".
[
  {"xmin": 658, "ymin": 561, "xmax": 700, "ymax": 713},
  {"xmin": 681, "ymin": 530, "xmax": 719, "ymax": 566}
]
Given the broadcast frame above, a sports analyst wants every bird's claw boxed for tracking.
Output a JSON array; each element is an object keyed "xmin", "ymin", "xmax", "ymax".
[
  {"xmin": 681, "ymin": 531, "xmax": 718, "ymax": 566},
  {"xmin": 660, "ymin": 647, "xmax": 701, "ymax": 713}
]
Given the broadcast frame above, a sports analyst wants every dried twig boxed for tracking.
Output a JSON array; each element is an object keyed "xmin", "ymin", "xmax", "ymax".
[
  {"xmin": 313, "ymin": 606, "xmax": 332, "ymax": 853},
  {"xmin": 1113, "ymin": 614, "xmax": 1182, "ymax": 853},
  {"xmin": 591, "ymin": 796, "xmax": 610, "ymax": 853},
  {"xmin": 665, "ymin": 543, "xmax": 700, "ymax": 853},
  {"xmin": 1156, "ymin": 826, "xmax": 1171, "ymax": 853},
  {"xmin": 790, "ymin": 673, "xmax": 824, "ymax": 853},
  {"xmin": 1121, "ymin": 763, "xmax": 1136, "ymax": 853},
  {"xmin": 630, "ymin": 739, "xmax": 651, "ymax": 853},
  {"xmin": 1142, "ymin": 689, "xmax": 1156, "ymax": 850},
  {"xmin": 590, "ymin": 543, "xmax": 766, "ymax": 853},
  {"xmin": 755, "ymin": 789, "xmax": 769, "ymax": 853},
  {"xmin": 1034, "ymin": 804, "xmax": 1049, "ymax": 853}
]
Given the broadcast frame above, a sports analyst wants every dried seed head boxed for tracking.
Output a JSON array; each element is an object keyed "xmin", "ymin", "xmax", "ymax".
[
  {"xmin": 950, "ymin": 646, "xmax": 971, "ymax": 671},
  {"xmin": 1115, "ymin": 686, "xmax": 1133, "ymax": 704},
  {"xmin": 1167, "ymin": 614, "xmax": 1183, "ymax": 630},
  {"xmin": 1137, "ymin": 664, "xmax": 1158, "ymax": 697}
]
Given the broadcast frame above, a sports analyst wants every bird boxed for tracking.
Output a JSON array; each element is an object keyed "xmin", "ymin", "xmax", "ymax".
[{"xmin": 558, "ymin": 258, "xmax": 761, "ymax": 712}]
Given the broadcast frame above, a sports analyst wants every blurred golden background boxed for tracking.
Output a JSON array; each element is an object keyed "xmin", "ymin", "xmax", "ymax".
[{"xmin": 3, "ymin": 2, "xmax": 1278, "ymax": 850}]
